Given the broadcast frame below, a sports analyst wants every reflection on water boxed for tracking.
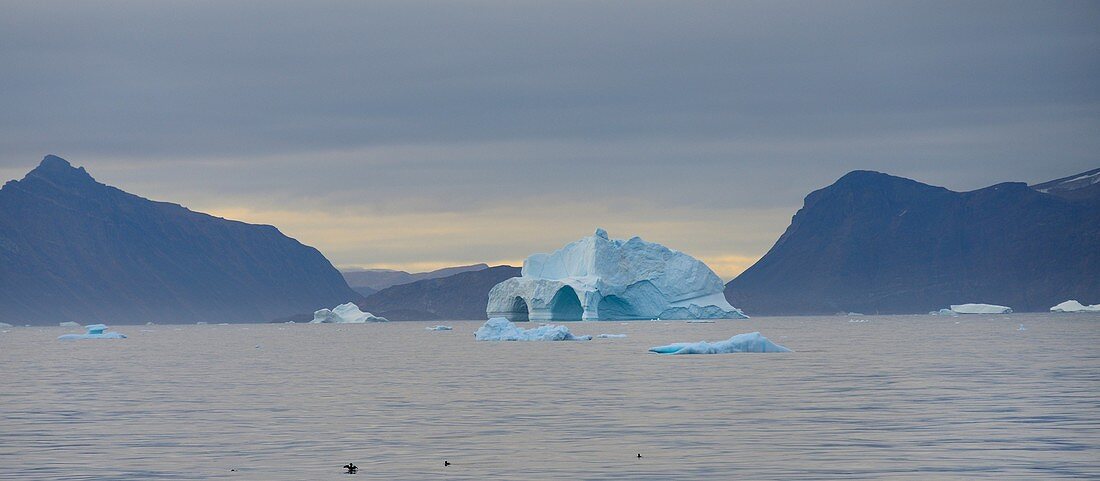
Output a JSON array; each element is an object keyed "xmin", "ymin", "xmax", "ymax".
[{"xmin": 1, "ymin": 314, "xmax": 1098, "ymax": 480}]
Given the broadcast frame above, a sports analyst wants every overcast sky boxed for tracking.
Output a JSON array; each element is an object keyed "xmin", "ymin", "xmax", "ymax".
[{"xmin": 2, "ymin": 1, "xmax": 1097, "ymax": 278}]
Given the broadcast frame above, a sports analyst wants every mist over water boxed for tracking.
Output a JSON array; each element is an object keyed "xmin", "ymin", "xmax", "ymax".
[{"xmin": 1, "ymin": 314, "xmax": 1098, "ymax": 480}]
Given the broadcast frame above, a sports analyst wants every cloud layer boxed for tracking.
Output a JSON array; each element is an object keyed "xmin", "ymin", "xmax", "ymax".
[{"xmin": 2, "ymin": 1, "xmax": 1097, "ymax": 277}]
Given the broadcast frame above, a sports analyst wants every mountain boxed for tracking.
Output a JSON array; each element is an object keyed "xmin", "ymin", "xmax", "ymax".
[
  {"xmin": 341, "ymin": 263, "xmax": 489, "ymax": 291},
  {"xmin": 1031, "ymin": 167, "xmax": 1100, "ymax": 202},
  {"xmin": 724, "ymin": 169, "xmax": 1100, "ymax": 315},
  {"xmin": 358, "ymin": 265, "xmax": 521, "ymax": 320},
  {"xmin": 351, "ymin": 286, "xmax": 377, "ymax": 298},
  {"xmin": 0, "ymin": 155, "xmax": 361, "ymax": 325}
]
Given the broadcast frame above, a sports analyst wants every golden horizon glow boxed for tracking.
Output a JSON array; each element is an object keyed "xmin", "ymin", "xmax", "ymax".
[{"xmin": 203, "ymin": 203, "xmax": 780, "ymax": 281}]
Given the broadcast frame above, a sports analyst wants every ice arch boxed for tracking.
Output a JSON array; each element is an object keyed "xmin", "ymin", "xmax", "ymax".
[
  {"xmin": 549, "ymin": 286, "xmax": 583, "ymax": 321},
  {"xmin": 509, "ymin": 297, "xmax": 530, "ymax": 321},
  {"xmin": 486, "ymin": 228, "xmax": 747, "ymax": 321}
]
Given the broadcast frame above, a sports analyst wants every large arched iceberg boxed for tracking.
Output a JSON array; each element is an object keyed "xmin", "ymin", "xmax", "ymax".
[{"xmin": 486, "ymin": 228, "xmax": 747, "ymax": 321}]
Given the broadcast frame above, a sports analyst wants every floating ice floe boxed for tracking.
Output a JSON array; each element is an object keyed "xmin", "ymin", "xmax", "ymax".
[
  {"xmin": 58, "ymin": 324, "xmax": 126, "ymax": 340},
  {"xmin": 59, "ymin": 321, "xmax": 81, "ymax": 327},
  {"xmin": 1017, "ymin": 324, "xmax": 1027, "ymax": 331},
  {"xmin": 196, "ymin": 321, "xmax": 208, "ymax": 325},
  {"xmin": 649, "ymin": 332, "xmax": 790, "ymax": 354},
  {"xmin": 596, "ymin": 333, "xmax": 627, "ymax": 338},
  {"xmin": 948, "ymin": 303, "xmax": 1013, "ymax": 314},
  {"xmin": 311, "ymin": 302, "xmax": 389, "ymax": 323},
  {"xmin": 486, "ymin": 228, "xmax": 747, "ymax": 321},
  {"xmin": 426, "ymin": 325, "xmax": 453, "ymax": 331},
  {"xmin": 474, "ymin": 317, "xmax": 591, "ymax": 341},
  {"xmin": 929, "ymin": 308, "xmax": 959, "ymax": 317},
  {"xmin": 0, "ymin": 322, "xmax": 13, "ymax": 328},
  {"xmin": 1050, "ymin": 300, "xmax": 1100, "ymax": 313}
]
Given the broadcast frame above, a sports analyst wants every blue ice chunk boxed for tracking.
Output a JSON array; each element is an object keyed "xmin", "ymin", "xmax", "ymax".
[
  {"xmin": 649, "ymin": 332, "xmax": 790, "ymax": 354},
  {"xmin": 58, "ymin": 324, "xmax": 126, "ymax": 340},
  {"xmin": 475, "ymin": 317, "xmax": 591, "ymax": 341}
]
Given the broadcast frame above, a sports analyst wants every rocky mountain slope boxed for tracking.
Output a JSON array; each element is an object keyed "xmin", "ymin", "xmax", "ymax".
[
  {"xmin": 359, "ymin": 265, "xmax": 520, "ymax": 320},
  {"xmin": 725, "ymin": 169, "xmax": 1100, "ymax": 315},
  {"xmin": 0, "ymin": 155, "xmax": 360, "ymax": 324}
]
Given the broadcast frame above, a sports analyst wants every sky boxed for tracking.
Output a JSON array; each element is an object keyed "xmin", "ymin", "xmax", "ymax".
[{"xmin": 1, "ymin": 1, "xmax": 1097, "ymax": 279}]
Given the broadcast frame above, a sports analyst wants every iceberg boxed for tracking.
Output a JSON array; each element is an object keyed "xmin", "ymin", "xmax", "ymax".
[
  {"xmin": 59, "ymin": 321, "xmax": 81, "ymax": 327},
  {"xmin": 0, "ymin": 322, "xmax": 13, "ymax": 328},
  {"xmin": 426, "ymin": 325, "xmax": 453, "ymax": 331},
  {"xmin": 486, "ymin": 228, "xmax": 747, "ymax": 321},
  {"xmin": 474, "ymin": 317, "xmax": 591, "ymax": 341},
  {"xmin": 1050, "ymin": 300, "xmax": 1100, "ymax": 313},
  {"xmin": 929, "ymin": 308, "xmax": 959, "ymax": 317},
  {"xmin": 950, "ymin": 303, "xmax": 1013, "ymax": 314},
  {"xmin": 310, "ymin": 302, "xmax": 389, "ymax": 323},
  {"xmin": 649, "ymin": 332, "xmax": 790, "ymax": 354},
  {"xmin": 58, "ymin": 324, "xmax": 127, "ymax": 340}
]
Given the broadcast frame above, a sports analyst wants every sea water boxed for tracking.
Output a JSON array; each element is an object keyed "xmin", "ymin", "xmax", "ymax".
[{"xmin": 1, "ymin": 314, "xmax": 1097, "ymax": 480}]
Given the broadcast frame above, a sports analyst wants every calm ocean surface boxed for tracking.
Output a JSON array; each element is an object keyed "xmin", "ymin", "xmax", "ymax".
[{"xmin": 1, "ymin": 314, "xmax": 1098, "ymax": 480}]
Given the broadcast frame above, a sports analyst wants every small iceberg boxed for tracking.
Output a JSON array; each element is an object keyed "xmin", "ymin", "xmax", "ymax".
[
  {"xmin": 1050, "ymin": 300, "xmax": 1100, "ymax": 313},
  {"xmin": 475, "ymin": 317, "xmax": 591, "ymax": 341},
  {"xmin": 649, "ymin": 332, "xmax": 790, "ymax": 354},
  {"xmin": 311, "ymin": 302, "xmax": 389, "ymax": 323},
  {"xmin": 196, "ymin": 321, "xmax": 208, "ymax": 325},
  {"xmin": 0, "ymin": 322, "xmax": 13, "ymax": 328},
  {"xmin": 949, "ymin": 303, "xmax": 1013, "ymax": 314},
  {"xmin": 596, "ymin": 333, "xmax": 627, "ymax": 338},
  {"xmin": 58, "ymin": 324, "xmax": 126, "ymax": 340},
  {"xmin": 1018, "ymin": 324, "xmax": 1027, "ymax": 331},
  {"xmin": 59, "ymin": 321, "xmax": 82, "ymax": 327},
  {"xmin": 929, "ymin": 308, "xmax": 959, "ymax": 317},
  {"xmin": 426, "ymin": 325, "xmax": 453, "ymax": 331}
]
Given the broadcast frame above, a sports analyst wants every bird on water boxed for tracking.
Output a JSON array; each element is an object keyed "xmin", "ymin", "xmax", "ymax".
[{"xmin": 344, "ymin": 463, "xmax": 358, "ymax": 474}]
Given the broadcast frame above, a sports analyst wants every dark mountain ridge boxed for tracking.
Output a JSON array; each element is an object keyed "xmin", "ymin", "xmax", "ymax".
[
  {"xmin": 1031, "ymin": 167, "xmax": 1100, "ymax": 202},
  {"xmin": 342, "ymin": 263, "xmax": 489, "ymax": 291},
  {"xmin": 359, "ymin": 265, "xmax": 520, "ymax": 320},
  {"xmin": 0, "ymin": 155, "xmax": 360, "ymax": 325},
  {"xmin": 725, "ymin": 169, "xmax": 1100, "ymax": 315}
]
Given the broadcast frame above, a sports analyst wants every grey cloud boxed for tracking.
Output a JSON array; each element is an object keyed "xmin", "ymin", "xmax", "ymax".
[{"xmin": 0, "ymin": 1, "xmax": 1097, "ymax": 268}]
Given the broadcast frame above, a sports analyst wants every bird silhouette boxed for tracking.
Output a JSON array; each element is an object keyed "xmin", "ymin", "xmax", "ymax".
[
  {"xmin": 343, "ymin": 463, "xmax": 358, "ymax": 474},
  {"xmin": 444, "ymin": 460, "xmax": 451, "ymax": 466},
  {"xmin": 637, "ymin": 453, "xmax": 643, "ymax": 459}
]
